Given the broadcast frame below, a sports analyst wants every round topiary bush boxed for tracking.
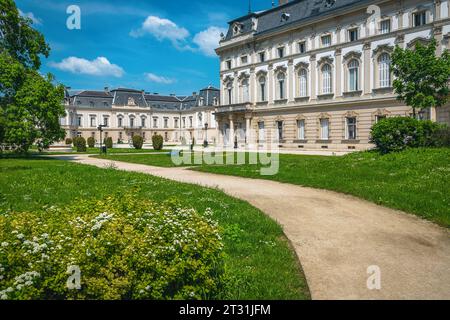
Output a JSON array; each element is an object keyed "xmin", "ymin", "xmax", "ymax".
[
  {"xmin": 87, "ymin": 137, "xmax": 95, "ymax": 148},
  {"xmin": 0, "ymin": 194, "xmax": 225, "ymax": 300},
  {"xmin": 73, "ymin": 137, "xmax": 87, "ymax": 153},
  {"xmin": 370, "ymin": 117, "xmax": 442, "ymax": 154},
  {"xmin": 152, "ymin": 134, "xmax": 164, "ymax": 151},
  {"xmin": 104, "ymin": 137, "xmax": 113, "ymax": 149},
  {"xmin": 65, "ymin": 138, "xmax": 73, "ymax": 146},
  {"xmin": 132, "ymin": 135, "xmax": 144, "ymax": 150}
]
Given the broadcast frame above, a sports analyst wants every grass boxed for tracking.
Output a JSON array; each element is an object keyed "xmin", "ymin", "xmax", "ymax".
[
  {"xmin": 93, "ymin": 152, "xmax": 197, "ymax": 167},
  {"xmin": 31, "ymin": 147, "xmax": 171, "ymax": 155},
  {"xmin": 0, "ymin": 158, "xmax": 310, "ymax": 300},
  {"xmin": 95, "ymin": 148, "xmax": 450, "ymax": 228}
]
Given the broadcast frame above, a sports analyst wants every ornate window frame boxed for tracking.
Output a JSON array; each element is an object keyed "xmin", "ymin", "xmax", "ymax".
[
  {"xmin": 295, "ymin": 61, "xmax": 309, "ymax": 99},
  {"xmin": 317, "ymin": 56, "xmax": 334, "ymax": 96},
  {"xmin": 343, "ymin": 51, "xmax": 362, "ymax": 94},
  {"xmin": 238, "ymin": 72, "xmax": 250, "ymax": 103},
  {"xmin": 342, "ymin": 111, "xmax": 359, "ymax": 141},
  {"xmin": 274, "ymin": 65, "xmax": 288, "ymax": 101},
  {"xmin": 317, "ymin": 112, "xmax": 331, "ymax": 141},
  {"xmin": 256, "ymin": 70, "xmax": 268, "ymax": 103},
  {"xmin": 372, "ymin": 44, "xmax": 394, "ymax": 91}
]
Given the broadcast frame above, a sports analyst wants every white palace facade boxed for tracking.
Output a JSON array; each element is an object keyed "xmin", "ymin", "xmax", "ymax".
[{"xmin": 215, "ymin": 0, "xmax": 450, "ymax": 151}]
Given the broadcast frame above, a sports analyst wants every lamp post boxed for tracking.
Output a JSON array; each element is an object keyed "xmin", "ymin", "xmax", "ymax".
[
  {"xmin": 97, "ymin": 125, "xmax": 106, "ymax": 154},
  {"xmin": 203, "ymin": 123, "xmax": 209, "ymax": 148}
]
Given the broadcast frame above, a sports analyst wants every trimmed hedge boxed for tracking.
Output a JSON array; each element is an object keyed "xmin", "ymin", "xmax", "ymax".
[
  {"xmin": 65, "ymin": 138, "xmax": 73, "ymax": 145},
  {"xmin": 371, "ymin": 117, "xmax": 443, "ymax": 154},
  {"xmin": 87, "ymin": 137, "xmax": 95, "ymax": 148},
  {"xmin": 73, "ymin": 137, "xmax": 87, "ymax": 153},
  {"xmin": 152, "ymin": 134, "xmax": 164, "ymax": 151},
  {"xmin": 104, "ymin": 137, "xmax": 113, "ymax": 149},
  {"xmin": 0, "ymin": 194, "xmax": 224, "ymax": 300},
  {"xmin": 132, "ymin": 135, "xmax": 144, "ymax": 150}
]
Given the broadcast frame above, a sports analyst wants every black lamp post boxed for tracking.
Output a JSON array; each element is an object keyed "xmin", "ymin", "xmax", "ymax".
[
  {"xmin": 97, "ymin": 125, "xmax": 107, "ymax": 154},
  {"xmin": 203, "ymin": 123, "xmax": 209, "ymax": 148}
]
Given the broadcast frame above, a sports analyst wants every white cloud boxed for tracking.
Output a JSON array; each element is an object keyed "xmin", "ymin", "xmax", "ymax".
[
  {"xmin": 144, "ymin": 73, "xmax": 175, "ymax": 84},
  {"xmin": 130, "ymin": 16, "xmax": 192, "ymax": 50},
  {"xmin": 193, "ymin": 26, "xmax": 227, "ymax": 57},
  {"xmin": 19, "ymin": 9, "xmax": 42, "ymax": 25},
  {"xmin": 49, "ymin": 57, "xmax": 124, "ymax": 77}
]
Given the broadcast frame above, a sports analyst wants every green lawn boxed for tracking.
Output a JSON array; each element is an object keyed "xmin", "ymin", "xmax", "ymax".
[
  {"xmin": 93, "ymin": 152, "xmax": 198, "ymax": 167},
  {"xmin": 31, "ymin": 147, "xmax": 171, "ymax": 155},
  {"xmin": 95, "ymin": 148, "xmax": 450, "ymax": 227},
  {"xmin": 0, "ymin": 158, "xmax": 310, "ymax": 300}
]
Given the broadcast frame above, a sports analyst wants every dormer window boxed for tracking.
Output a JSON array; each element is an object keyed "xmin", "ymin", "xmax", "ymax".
[
  {"xmin": 259, "ymin": 52, "xmax": 266, "ymax": 62},
  {"xmin": 241, "ymin": 55, "xmax": 248, "ymax": 65},
  {"xmin": 281, "ymin": 13, "xmax": 290, "ymax": 22},
  {"xmin": 380, "ymin": 19, "xmax": 391, "ymax": 34},
  {"xmin": 413, "ymin": 11, "xmax": 427, "ymax": 27},
  {"xmin": 232, "ymin": 22, "xmax": 243, "ymax": 35},
  {"xmin": 298, "ymin": 41, "xmax": 306, "ymax": 54},
  {"xmin": 89, "ymin": 101, "xmax": 94, "ymax": 107},
  {"xmin": 226, "ymin": 60, "xmax": 232, "ymax": 70}
]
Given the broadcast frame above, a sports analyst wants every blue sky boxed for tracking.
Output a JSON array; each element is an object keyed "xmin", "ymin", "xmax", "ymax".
[{"xmin": 15, "ymin": 0, "xmax": 272, "ymax": 95}]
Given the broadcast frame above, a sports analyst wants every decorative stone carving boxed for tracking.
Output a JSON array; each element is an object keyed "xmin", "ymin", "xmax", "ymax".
[{"xmin": 372, "ymin": 44, "xmax": 394, "ymax": 57}]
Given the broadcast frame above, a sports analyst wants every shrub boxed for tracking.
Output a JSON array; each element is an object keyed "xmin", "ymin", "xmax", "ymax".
[
  {"xmin": 371, "ymin": 117, "xmax": 442, "ymax": 154},
  {"xmin": 104, "ymin": 137, "xmax": 113, "ymax": 149},
  {"xmin": 152, "ymin": 134, "xmax": 164, "ymax": 151},
  {"xmin": 65, "ymin": 138, "xmax": 73, "ymax": 145},
  {"xmin": 132, "ymin": 135, "xmax": 144, "ymax": 150},
  {"xmin": 431, "ymin": 126, "xmax": 450, "ymax": 147},
  {"xmin": 87, "ymin": 137, "xmax": 95, "ymax": 148},
  {"xmin": 73, "ymin": 137, "xmax": 87, "ymax": 153},
  {"xmin": 0, "ymin": 194, "xmax": 224, "ymax": 300}
]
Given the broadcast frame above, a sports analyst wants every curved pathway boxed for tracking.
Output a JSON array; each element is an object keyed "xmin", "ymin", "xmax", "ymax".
[{"xmin": 56, "ymin": 155, "xmax": 450, "ymax": 300}]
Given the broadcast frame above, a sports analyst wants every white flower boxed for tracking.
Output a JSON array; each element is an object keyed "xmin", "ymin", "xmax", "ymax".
[
  {"xmin": 1, "ymin": 242, "xmax": 8, "ymax": 247},
  {"xmin": 17, "ymin": 234, "xmax": 25, "ymax": 240},
  {"xmin": 0, "ymin": 294, "xmax": 7, "ymax": 300}
]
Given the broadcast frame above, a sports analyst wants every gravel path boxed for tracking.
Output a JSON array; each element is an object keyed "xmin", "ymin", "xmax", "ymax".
[{"xmin": 56, "ymin": 155, "xmax": 450, "ymax": 300}]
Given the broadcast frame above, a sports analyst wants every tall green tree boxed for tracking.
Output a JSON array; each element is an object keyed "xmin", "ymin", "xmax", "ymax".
[
  {"xmin": 391, "ymin": 39, "xmax": 450, "ymax": 118},
  {"xmin": 0, "ymin": 0, "xmax": 65, "ymax": 152}
]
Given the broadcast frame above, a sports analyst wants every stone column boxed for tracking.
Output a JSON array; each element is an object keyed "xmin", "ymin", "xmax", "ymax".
[
  {"xmin": 233, "ymin": 72, "xmax": 239, "ymax": 105},
  {"xmin": 288, "ymin": 59, "xmax": 295, "ymax": 103},
  {"xmin": 435, "ymin": 0, "xmax": 442, "ymax": 21},
  {"xmin": 245, "ymin": 113, "xmax": 252, "ymax": 145},
  {"xmin": 434, "ymin": 26, "xmax": 444, "ymax": 57},
  {"xmin": 335, "ymin": 48, "xmax": 343, "ymax": 97},
  {"xmin": 268, "ymin": 64, "xmax": 274, "ymax": 104},
  {"xmin": 229, "ymin": 114, "xmax": 235, "ymax": 146},
  {"xmin": 249, "ymin": 67, "xmax": 256, "ymax": 105},
  {"xmin": 398, "ymin": 11, "xmax": 404, "ymax": 30},
  {"xmin": 363, "ymin": 42, "xmax": 371, "ymax": 96},
  {"xmin": 310, "ymin": 54, "xmax": 317, "ymax": 100}
]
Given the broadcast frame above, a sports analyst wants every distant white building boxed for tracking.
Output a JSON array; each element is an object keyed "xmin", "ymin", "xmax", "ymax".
[
  {"xmin": 215, "ymin": 0, "xmax": 450, "ymax": 151},
  {"xmin": 62, "ymin": 86, "xmax": 220, "ymax": 144}
]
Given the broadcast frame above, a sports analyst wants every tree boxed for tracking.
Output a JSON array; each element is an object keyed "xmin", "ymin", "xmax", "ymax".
[
  {"xmin": 0, "ymin": 0, "xmax": 65, "ymax": 152},
  {"xmin": 391, "ymin": 39, "xmax": 450, "ymax": 118}
]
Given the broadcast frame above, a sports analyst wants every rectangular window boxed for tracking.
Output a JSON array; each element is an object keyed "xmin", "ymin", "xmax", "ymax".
[
  {"xmin": 321, "ymin": 35, "xmax": 331, "ymax": 47},
  {"xmin": 182, "ymin": 117, "xmax": 186, "ymax": 128},
  {"xmin": 118, "ymin": 117, "xmax": 123, "ymax": 127},
  {"xmin": 174, "ymin": 118, "xmax": 179, "ymax": 128},
  {"xmin": 141, "ymin": 118, "xmax": 146, "ymax": 128},
  {"xmin": 259, "ymin": 52, "xmax": 265, "ymax": 62},
  {"xmin": 276, "ymin": 121, "xmax": 283, "ymax": 141},
  {"xmin": 77, "ymin": 116, "xmax": 82, "ymax": 127},
  {"xmin": 130, "ymin": 118, "xmax": 134, "ymax": 128},
  {"xmin": 375, "ymin": 115, "xmax": 387, "ymax": 123},
  {"xmin": 90, "ymin": 117, "xmax": 96, "ymax": 128},
  {"xmin": 348, "ymin": 28, "xmax": 358, "ymax": 42},
  {"xmin": 320, "ymin": 119, "xmax": 329, "ymax": 140},
  {"xmin": 298, "ymin": 41, "xmax": 306, "ymax": 54},
  {"xmin": 414, "ymin": 12, "xmax": 426, "ymax": 27},
  {"xmin": 226, "ymin": 60, "xmax": 232, "ymax": 70},
  {"xmin": 297, "ymin": 120, "xmax": 305, "ymax": 140},
  {"xmin": 260, "ymin": 82, "xmax": 266, "ymax": 102},
  {"xmin": 241, "ymin": 55, "xmax": 248, "ymax": 65},
  {"xmin": 164, "ymin": 118, "xmax": 169, "ymax": 128},
  {"xmin": 103, "ymin": 117, "xmax": 109, "ymax": 127},
  {"xmin": 278, "ymin": 47, "xmax": 285, "ymax": 58},
  {"xmin": 380, "ymin": 19, "xmax": 391, "ymax": 34},
  {"xmin": 189, "ymin": 117, "xmax": 193, "ymax": 128},
  {"xmin": 347, "ymin": 117, "xmax": 357, "ymax": 140},
  {"xmin": 258, "ymin": 122, "xmax": 265, "ymax": 141},
  {"xmin": 153, "ymin": 117, "xmax": 158, "ymax": 128}
]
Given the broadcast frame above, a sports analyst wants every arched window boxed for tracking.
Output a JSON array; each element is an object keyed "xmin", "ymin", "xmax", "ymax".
[
  {"xmin": 348, "ymin": 59, "xmax": 359, "ymax": 91},
  {"xmin": 298, "ymin": 69, "xmax": 308, "ymax": 97},
  {"xmin": 226, "ymin": 82, "xmax": 233, "ymax": 105},
  {"xmin": 378, "ymin": 53, "xmax": 391, "ymax": 88},
  {"xmin": 322, "ymin": 64, "xmax": 332, "ymax": 94},
  {"xmin": 241, "ymin": 78, "xmax": 250, "ymax": 103},
  {"xmin": 259, "ymin": 76, "xmax": 266, "ymax": 102},
  {"xmin": 277, "ymin": 73, "xmax": 286, "ymax": 100}
]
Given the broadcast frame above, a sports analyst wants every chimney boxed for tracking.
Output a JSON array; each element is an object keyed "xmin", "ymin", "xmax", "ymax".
[
  {"xmin": 192, "ymin": 92, "xmax": 197, "ymax": 97},
  {"xmin": 104, "ymin": 86, "xmax": 109, "ymax": 92},
  {"xmin": 279, "ymin": 0, "xmax": 288, "ymax": 5}
]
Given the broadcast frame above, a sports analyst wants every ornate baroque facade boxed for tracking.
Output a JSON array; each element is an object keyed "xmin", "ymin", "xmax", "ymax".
[
  {"xmin": 62, "ymin": 86, "xmax": 220, "ymax": 144},
  {"xmin": 215, "ymin": 0, "xmax": 450, "ymax": 151}
]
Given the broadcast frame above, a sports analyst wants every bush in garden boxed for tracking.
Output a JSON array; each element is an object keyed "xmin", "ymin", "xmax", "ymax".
[
  {"xmin": 65, "ymin": 138, "xmax": 72, "ymax": 145},
  {"xmin": 0, "ymin": 194, "xmax": 225, "ymax": 300},
  {"xmin": 104, "ymin": 137, "xmax": 113, "ymax": 149},
  {"xmin": 152, "ymin": 134, "xmax": 164, "ymax": 151},
  {"xmin": 370, "ymin": 117, "xmax": 442, "ymax": 154},
  {"xmin": 87, "ymin": 137, "xmax": 95, "ymax": 148},
  {"xmin": 132, "ymin": 135, "xmax": 144, "ymax": 150},
  {"xmin": 431, "ymin": 126, "xmax": 450, "ymax": 147},
  {"xmin": 73, "ymin": 137, "xmax": 87, "ymax": 153}
]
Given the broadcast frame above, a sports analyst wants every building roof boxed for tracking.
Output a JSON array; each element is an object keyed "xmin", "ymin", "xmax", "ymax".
[{"xmin": 223, "ymin": 0, "xmax": 368, "ymax": 41}]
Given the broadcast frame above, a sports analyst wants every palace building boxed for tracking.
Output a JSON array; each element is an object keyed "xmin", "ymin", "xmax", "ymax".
[
  {"xmin": 62, "ymin": 86, "xmax": 220, "ymax": 144},
  {"xmin": 215, "ymin": 0, "xmax": 450, "ymax": 151}
]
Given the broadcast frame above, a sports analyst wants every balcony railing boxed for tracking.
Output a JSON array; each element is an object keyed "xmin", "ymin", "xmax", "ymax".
[{"xmin": 216, "ymin": 102, "xmax": 253, "ymax": 114}]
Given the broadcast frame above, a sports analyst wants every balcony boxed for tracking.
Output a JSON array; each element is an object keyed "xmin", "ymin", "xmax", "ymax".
[{"xmin": 216, "ymin": 102, "xmax": 253, "ymax": 114}]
